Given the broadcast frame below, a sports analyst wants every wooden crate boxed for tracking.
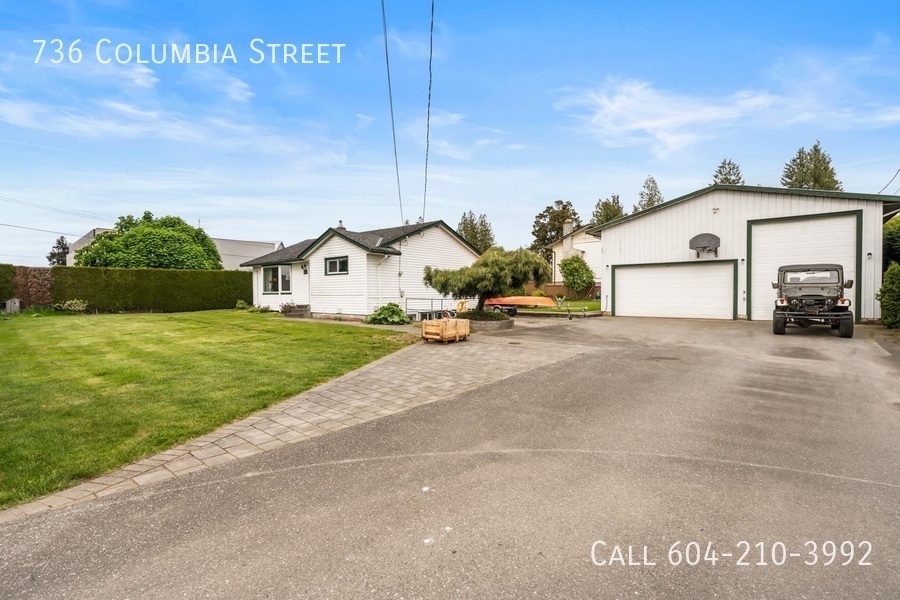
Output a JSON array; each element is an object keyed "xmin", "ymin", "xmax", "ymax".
[{"xmin": 422, "ymin": 318, "xmax": 470, "ymax": 343}]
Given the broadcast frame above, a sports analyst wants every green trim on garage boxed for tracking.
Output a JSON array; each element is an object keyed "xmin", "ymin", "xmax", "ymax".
[
  {"xmin": 746, "ymin": 210, "xmax": 862, "ymax": 323},
  {"xmin": 611, "ymin": 259, "xmax": 739, "ymax": 319}
]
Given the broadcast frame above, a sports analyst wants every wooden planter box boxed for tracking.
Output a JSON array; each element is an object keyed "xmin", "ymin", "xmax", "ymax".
[{"xmin": 422, "ymin": 318, "xmax": 470, "ymax": 343}]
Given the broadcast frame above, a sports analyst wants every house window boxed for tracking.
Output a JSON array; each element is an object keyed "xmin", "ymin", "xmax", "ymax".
[
  {"xmin": 263, "ymin": 265, "xmax": 291, "ymax": 293},
  {"xmin": 325, "ymin": 256, "xmax": 349, "ymax": 275}
]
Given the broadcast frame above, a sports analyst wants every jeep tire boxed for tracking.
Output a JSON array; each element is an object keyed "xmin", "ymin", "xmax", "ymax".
[
  {"xmin": 773, "ymin": 310, "xmax": 787, "ymax": 335},
  {"xmin": 838, "ymin": 316, "xmax": 854, "ymax": 338}
]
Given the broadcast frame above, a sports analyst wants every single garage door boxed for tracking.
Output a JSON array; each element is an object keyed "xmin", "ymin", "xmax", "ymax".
[
  {"xmin": 749, "ymin": 214, "xmax": 857, "ymax": 321},
  {"xmin": 614, "ymin": 261, "xmax": 736, "ymax": 319}
]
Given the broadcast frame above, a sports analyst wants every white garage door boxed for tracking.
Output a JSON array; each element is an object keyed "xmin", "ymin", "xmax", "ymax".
[
  {"xmin": 615, "ymin": 262, "xmax": 734, "ymax": 319},
  {"xmin": 750, "ymin": 215, "xmax": 856, "ymax": 321}
]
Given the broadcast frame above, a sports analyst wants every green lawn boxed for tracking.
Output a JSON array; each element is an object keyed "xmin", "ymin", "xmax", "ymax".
[{"xmin": 0, "ymin": 310, "xmax": 414, "ymax": 508}]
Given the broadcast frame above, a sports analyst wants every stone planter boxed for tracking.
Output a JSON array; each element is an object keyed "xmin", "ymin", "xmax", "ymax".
[{"xmin": 282, "ymin": 305, "xmax": 311, "ymax": 318}]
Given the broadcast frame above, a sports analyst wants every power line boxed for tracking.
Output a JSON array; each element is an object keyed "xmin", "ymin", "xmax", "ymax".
[
  {"xmin": 0, "ymin": 195, "xmax": 115, "ymax": 222},
  {"xmin": 421, "ymin": 0, "xmax": 435, "ymax": 222},
  {"xmin": 0, "ymin": 222, "xmax": 81, "ymax": 237},
  {"xmin": 878, "ymin": 168, "xmax": 900, "ymax": 194},
  {"xmin": 380, "ymin": 0, "xmax": 405, "ymax": 225}
]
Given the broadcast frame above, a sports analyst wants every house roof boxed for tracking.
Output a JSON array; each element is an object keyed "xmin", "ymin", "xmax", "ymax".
[
  {"xmin": 545, "ymin": 224, "xmax": 593, "ymax": 249},
  {"xmin": 240, "ymin": 220, "xmax": 480, "ymax": 267},
  {"xmin": 585, "ymin": 184, "xmax": 900, "ymax": 235}
]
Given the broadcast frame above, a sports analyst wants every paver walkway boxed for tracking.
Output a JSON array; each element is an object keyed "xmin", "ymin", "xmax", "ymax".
[{"xmin": 0, "ymin": 332, "xmax": 594, "ymax": 524}]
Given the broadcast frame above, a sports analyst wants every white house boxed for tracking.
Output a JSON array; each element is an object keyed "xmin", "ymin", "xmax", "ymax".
[
  {"xmin": 585, "ymin": 185, "xmax": 900, "ymax": 322},
  {"xmin": 547, "ymin": 220, "xmax": 603, "ymax": 285},
  {"xmin": 241, "ymin": 220, "xmax": 481, "ymax": 318},
  {"xmin": 67, "ymin": 229, "xmax": 283, "ymax": 271}
]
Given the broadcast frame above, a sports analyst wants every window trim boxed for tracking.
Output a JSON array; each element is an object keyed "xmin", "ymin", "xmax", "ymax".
[
  {"xmin": 324, "ymin": 255, "xmax": 349, "ymax": 276},
  {"xmin": 262, "ymin": 265, "xmax": 292, "ymax": 294}
]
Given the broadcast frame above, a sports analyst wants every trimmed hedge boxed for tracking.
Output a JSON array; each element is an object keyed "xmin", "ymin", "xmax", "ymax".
[
  {"xmin": 878, "ymin": 262, "xmax": 900, "ymax": 329},
  {"xmin": 0, "ymin": 263, "xmax": 14, "ymax": 301},
  {"xmin": 51, "ymin": 266, "xmax": 251, "ymax": 312}
]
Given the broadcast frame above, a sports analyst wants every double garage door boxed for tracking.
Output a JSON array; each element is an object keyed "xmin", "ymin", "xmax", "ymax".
[
  {"xmin": 611, "ymin": 213, "xmax": 858, "ymax": 321},
  {"xmin": 614, "ymin": 262, "xmax": 736, "ymax": 320}
]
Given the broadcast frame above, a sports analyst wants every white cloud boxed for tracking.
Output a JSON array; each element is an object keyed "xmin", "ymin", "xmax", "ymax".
[
  {"xmin": 432, "ymin": 138, "xmax": 471, "ymax": 161},
  {"xmin": 355, "ymin": 113, "xmax": 375, "ymax": 128},
  {"xmin": 556, "ymin": 79, "xmax": 777, "ymax": 157},
  {"xmin": 224, "ymin": 76, "xmax": 253, "ymax": 102}
]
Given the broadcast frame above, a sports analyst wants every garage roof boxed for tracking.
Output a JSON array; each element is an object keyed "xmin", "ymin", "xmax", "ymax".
[{"xmin": 586, "ymin": 184, "xmax": 900, "ymax": 235}]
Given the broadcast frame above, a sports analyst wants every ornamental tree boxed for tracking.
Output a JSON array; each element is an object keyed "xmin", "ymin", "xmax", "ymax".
[
  {"xmin": 423, "ymin": 247, "xmax": 551, "ymax": 311},
  {"xmin": 559, "ymin": 255, "xmax": 595, "ymax": 296},
  {"xmin": 75, "ymin": 211, "xmax": 222, "ymax": 269}
]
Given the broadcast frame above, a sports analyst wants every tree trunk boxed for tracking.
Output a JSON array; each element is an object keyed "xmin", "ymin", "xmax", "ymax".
[{"xmin": 476, "ymin": 294, "xmax": 488, "ymax": 311}]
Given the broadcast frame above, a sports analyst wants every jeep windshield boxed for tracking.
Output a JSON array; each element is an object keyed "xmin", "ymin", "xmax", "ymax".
[{"xmin": 781, "ymin": 270, "xmax": 839, "ymax": 285}]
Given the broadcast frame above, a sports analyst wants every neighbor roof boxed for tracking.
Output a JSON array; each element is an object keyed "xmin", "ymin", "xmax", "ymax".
[
  {"xmin": 586, "ymin": 184, "xmax": 900, "ymax": 235},
  {"xmin": 240, "ymin": 220, "xmax": 479, "ymax": 267}
]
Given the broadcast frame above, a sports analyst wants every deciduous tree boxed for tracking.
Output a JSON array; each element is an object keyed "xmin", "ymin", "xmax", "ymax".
[
  {"xmin": 457, "ymin": 211, "xmax": 495, "ymax": 253},
  {"xmin": 884, "ymin": 216, "xmax": 900, "ymax": 271},
  {"xmin": 530, "ymin": 200, "xmax": 582, "ymax": 261},
  {"xmin": 780, "ymin": 140, "xmax": 843, "ymax": 191},
  {"xmin": 74, "ymin": 211, "xmax": 222, "ymax": 269},
  {"xmin": 559, "ymin": 255, "xmax": 595, "ymax": 296},
  {"xmin": 424, "ymin": 247, "xmax": 551, "ymax": 311}
]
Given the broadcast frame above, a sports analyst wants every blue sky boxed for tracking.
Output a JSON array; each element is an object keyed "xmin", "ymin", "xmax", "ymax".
[{"xmin": 2, "ymin": 1, "xmax": 899, "ymax": 266}]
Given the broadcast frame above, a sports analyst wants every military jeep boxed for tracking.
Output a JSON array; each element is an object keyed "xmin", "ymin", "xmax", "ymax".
[{"xmin": 771, "ymin": 264, "xmax": 854, "ymax": 338}]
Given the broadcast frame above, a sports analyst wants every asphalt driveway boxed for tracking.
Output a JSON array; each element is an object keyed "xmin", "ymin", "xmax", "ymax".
[{"xmin": 1, "ymin": 317, "xmax": 898, "ymax": 599}]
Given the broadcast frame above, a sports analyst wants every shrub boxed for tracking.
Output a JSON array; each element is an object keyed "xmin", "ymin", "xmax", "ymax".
[
  {"xmin": 51, "ymin": 266, "xmax": 251, "ymax": 312},
  {"xmin": 235, "ymin": 299, "xmax": 249, "ymax": 310},
  {"xmin": 457, "ymin": 309, "xmax": 510, "ymax": 321},
  {"xmin": 559, "ymin": 255, "xmax": 595, "ymax": 296},
  {"xmin": 365, "ymin": 302, "xmax": 412, "ymax": 325},
  {"xmin": 0, "ymin": 263, "xmax": 14, "ymax": 301},
  {"xmin": 878, "ymin": 262, "xmax": 900, "ymax": 329},
  {"xmin": 258, "ymin": 305, "xmax": 271, "ymax": 313},
  {"xmin": 280, "ymin": 301, "xmax": 298, "ymax": 312},
  {"xmin": 52, "ymin": 299, "xmax": 89, "ymax": 313},
  {"xmin": 531, "ymin": 289, "xmax": 546, "ymax": 297},
  {"xmin": 884, "ymin": 217, "xmax": 900, "ymax": 271},
  {"xmin": 247, "ymin": 305, "xmax": 260, "ymax": 313},
  {"xmin": 505, "ymin": 285, "xmax": 526, "ymax": 296}
]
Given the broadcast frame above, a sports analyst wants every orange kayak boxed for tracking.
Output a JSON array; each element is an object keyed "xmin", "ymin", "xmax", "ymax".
[{"xmin": 485, "ymin": 296, "xmax": 557, "ymax": 308}]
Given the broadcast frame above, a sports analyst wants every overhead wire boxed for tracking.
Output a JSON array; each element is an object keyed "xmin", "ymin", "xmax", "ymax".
[
  {"xmin": 421, "ymin": 0, "xmax": 435, "ymax": 222},
  {"xmin": 0, "ymin": 222, "xmax": 81, "ymax": 236},
  {"xmin": 878, "ymin": 168, "xmax": 900, "ymax": 194},
  {"xmin": 0, "ymin": 194, "xmax": 115, "ymax": 222},
  {"xmin": 380, "ymin": 0, "xmax": 405, "ymax": 225}
]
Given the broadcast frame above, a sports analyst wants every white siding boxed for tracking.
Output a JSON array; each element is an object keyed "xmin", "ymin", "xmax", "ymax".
[
  {"xmin": 615, "ymin": 262, "xmax": 734, "ymax": 319},
  {"xmin": 598, "ymin": 189, "xmax": 883, "ymax": 320},
  {"xmin": 549, "ymin": 230, "xmax": 603, "ymax": 284},
  {"xmin": 389, "ymin": 224, "xmax": 479, "ymax": 315},
  {"xmin": 366, "ymin": 254, "xmax": 401, "ymax": 312},
  {"xmin": 308, "ymin": 237, "xmax": 369, "ymax": 316},
  {"xmin": 253, "ymin": 264, "xmax": 308, "ymax": 311}
]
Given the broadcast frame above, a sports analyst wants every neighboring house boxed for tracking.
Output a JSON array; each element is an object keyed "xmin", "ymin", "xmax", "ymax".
[
  {"xmin": 66, "ymin": 229, "xmax": 283, "ymax": 270},
  {"xmin": 240, "ymin": 220, "xmax": 480, "ymax": 318},
  {"xmin": 585, "ymin": 184, "xmax": 900, "ymax": 321},
  {"xmin": 547, "ymin": 219, "xmax": 603, "ymax": 285}
]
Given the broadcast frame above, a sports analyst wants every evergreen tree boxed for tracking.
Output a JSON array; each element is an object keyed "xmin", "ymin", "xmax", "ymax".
[
  {"xmin": 780, "ymin": 140, "xmax": 843, "ymax": 191},
  {"xmin": 712, "ymin": 159, "xmax": 745, "ymax": 185},
  {"xmin": 529, "ymin": 200, "xmax": 582, "ymax": 262},
  {"xmin": 46, "ymin": 236, "xmax": 69, "ymax": 266},
  {"xmin": 633, "ymin": 176, "xmax": 664, "ymax": 213},
  {"xmin": 590, "ymin": 194, "xmax": 626, "ymax": 226},
  {"xmin": 457, "ymin": 211, "xmax": 495, "ymax": 253}
]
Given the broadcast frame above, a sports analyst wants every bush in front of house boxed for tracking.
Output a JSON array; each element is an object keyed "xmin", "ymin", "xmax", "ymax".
[
  {"xmin": 531, "ymin": 289, "xmax": 546, "ymax": 297},
  {"xmin": 365, "ymin": 303, "xmax": 412, "ymax": 325},
  {"xmin": 456, "ymin": 309, "xmax": 509, "ymax": 321},
  {"xmin": 0, "ymin": 263, "xmax": 14, "ymax": 301},
  {"xmin": 235, "ymin": 299, "xmax": 249, "ymax": 310},
  {"xmin": 51, "ymin": 266, "xmax": 251, "ymax": 312},
  {"xmin": 878, "ymin": 262, "xmax": 900, "ymax": 329}
]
